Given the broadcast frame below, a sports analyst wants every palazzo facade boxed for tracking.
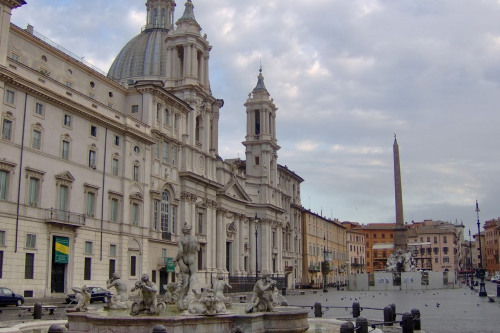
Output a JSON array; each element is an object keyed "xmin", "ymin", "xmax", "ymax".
[{"xmin": 0, "ymin": 0, "xmax": 303, "ymax": 297}]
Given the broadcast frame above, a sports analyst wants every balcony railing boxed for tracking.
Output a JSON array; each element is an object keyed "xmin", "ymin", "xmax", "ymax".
[{"xmin": 45, "ymin": 208, "xmax": 86, "ymax": 227}]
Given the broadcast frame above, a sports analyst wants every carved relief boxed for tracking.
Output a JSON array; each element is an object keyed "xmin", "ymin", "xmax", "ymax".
[
  {"xmin": 25, "ymin": 167, "xmax": 45, "ymax": 180},
  {"xmin": 226, "ymin": 221, "xmax": 237, "ymax": 239},
  {"xmin": 0, "ymin": 160, "xmax": 16, "ymax": 172}
]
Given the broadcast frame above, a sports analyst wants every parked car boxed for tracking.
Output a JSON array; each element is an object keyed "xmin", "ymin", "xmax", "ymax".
[
  {"xmin": 490, "ymin": 275, "xmax": 500, "ymax": 283},
  {"xmin": 65, "ymin": 286, "xmax": 112, "ymax": 304},
  {"xmin": 0, "ymin": 287, "xmax": 25, "ymax": 306}
]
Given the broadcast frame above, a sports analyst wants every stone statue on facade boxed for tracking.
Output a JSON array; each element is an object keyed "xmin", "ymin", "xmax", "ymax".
[
  {"xmin": 105, "ymin": 273, "xmax": 128, "ymax": 309},
  {"xmin": 174, "ymin": 222, "xmax": 200, "ymax": 310},
  {"xmin": 212, "ymin": 274, "xmax": 232, "ymax": 313},
  {"xmin": 245, "ymin": 274, "xmax": 277, "ymax": 313},
  {"xmin": 386, "ymin": 249, "xmax": 417, "ymax": 272},
  {"xmin": 130, "ymin": 274, "xmax": 165, "ymax": 315}
]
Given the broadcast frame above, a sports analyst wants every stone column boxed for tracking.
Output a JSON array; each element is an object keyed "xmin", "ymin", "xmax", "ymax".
[
  {"xmin": 261, "ymin": 220, "xmax": 271, "ymax": 274},
  {"xmin": 250, "ymin": 219, "xmax": 256, "ymax": 275},
  {"xmin": 239, "ymin": 216, "xmax": 246, "ymax": 275},
  {"xmin": 233, "ymin": 216, "xmax": 240, "ymax": 275}
]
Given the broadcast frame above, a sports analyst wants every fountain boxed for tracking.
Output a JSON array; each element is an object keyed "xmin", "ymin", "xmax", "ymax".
[
  {"xmin": 64, "ymin": 223, "xmax": 310, "ymax": 333},
  {"xmin": 386, "ymin": 249, "xmax": 417, "ymax": 272}
]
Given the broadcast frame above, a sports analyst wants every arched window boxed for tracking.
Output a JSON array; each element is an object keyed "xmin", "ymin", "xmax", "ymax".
[
  {"xmin": 255, "ymin": 110, "xmax": 260, "ymax": 135},
  {"xmin": 161, "ymin": 191, "xmax": 170, "ymax": 232},
  {"xmin": 161, "ymin": 8, "xmax": 166, "ymax": 28},
  {"xmin": 153, "ymin": 8, "xmax": 158, "ymax": 27},
  {"xmin": 157, "ymin": 103, "xmax": 161, "ymax": 121},
  {"xmin": 164, "ymin": 108, "xmax": 170, "ymax": 125}
]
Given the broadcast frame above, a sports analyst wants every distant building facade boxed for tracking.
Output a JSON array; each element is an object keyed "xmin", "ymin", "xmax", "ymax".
[
  {"xmin": 302, "ymin": 211, "xmax": 347, "ymax": 287},
  {"xmin": 356, "ymin": 223, "xmax": 395, "ymax": 273},
  {"xmin": 341, "ymin": 222, "xmax": 366, "ymax": 274},
  {"xmin": 483, "ymin": 218, "xmax": 500, "ymax": 276}
]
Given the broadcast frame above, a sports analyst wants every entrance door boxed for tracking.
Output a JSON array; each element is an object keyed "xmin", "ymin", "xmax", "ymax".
[
  {"xmin": 51, "ymin": 236, "xmax": 67, "ymax": 293},
  {"xmin": 226, "ymin": 242, "xmax": 231, "ymax": 272},
  {"xmin": 159, "ymin": 270, "xmax": 168, "ymax": 295}
]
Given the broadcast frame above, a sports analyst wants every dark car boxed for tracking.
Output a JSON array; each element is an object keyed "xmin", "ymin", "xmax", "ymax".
[
  {"xmin": 0, "ymin": 287, "xmax": 25, "ymax": 306},
  {"xmin": 65, "ymin": 286, "xmax": 112, "ymax": 304}
]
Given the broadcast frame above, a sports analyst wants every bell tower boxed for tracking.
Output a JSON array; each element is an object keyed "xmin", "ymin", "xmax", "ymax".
[{"xmin": 243, "ymin": 67, "xmax": 280, "ymax": 186}]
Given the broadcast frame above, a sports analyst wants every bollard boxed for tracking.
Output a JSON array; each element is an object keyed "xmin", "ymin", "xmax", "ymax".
[
  {"xmin": 411, "ymin": 308, "xmax": 421, "ymax": 330},
  {"xmin": 33, "ymin": 302, "xmax": 42, "ymax": 320},
  {"xmin": 352, "ymin": 302, "xmax": 360, "ymax": 318},
  {"xmin": 355, "ymin": 316, "xmax": 369, "ymax": 333},
  {"xmin": 497, "ymin": 284, "xmax": 500, "ymax": 297},
  {"xmin": 152, "ymin": 324, "xmax": 168, "ymax": 333},
  {"xmin": 340, "ymin": 321, "xmax": 355, "ymax": 333},
  {"xmin": 282, "ymin": 287, "xmax": 286, "ymax": 296},
  {"xmin": 401, "ymin": 312, "xmax": 414, "ymax": 333},
  {"xmin": 48, "ymin": 324, "xmax": 64, "ymax": 333},
  {"xmin": 389, "ymin": 303, "xmax": 396, "ymax": 322},
  {"xmin": 383, "ymin": 306, "xmax": 393, "ymax": 326},
  {"xmin": 314, "ymin": 302, "xmax": 322, "ymax": 317}
]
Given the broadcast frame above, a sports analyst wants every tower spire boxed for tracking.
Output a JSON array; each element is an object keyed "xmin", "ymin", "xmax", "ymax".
[
  {"xmin": 393, "ymin": 135, "xmax": 407, "ymax": 251},
  {"xmin": 253, "ymin": 64, "xmax": 267, "ymax": 92},
  {"xmin": 178, "ymin": 0, "xmax": 197, "ymax": 23}
]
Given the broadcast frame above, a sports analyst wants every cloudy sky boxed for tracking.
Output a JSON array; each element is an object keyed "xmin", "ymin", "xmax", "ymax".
[{"xmin": 11, "ymin": 0, "xmax": 500, "ymax": 234}]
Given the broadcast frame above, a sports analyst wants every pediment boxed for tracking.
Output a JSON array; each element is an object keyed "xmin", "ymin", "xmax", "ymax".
[
  {"xmin": 55, "ymin": 171, "xmax": 75, "ymax": 182},
  {"xmin": 220, "ymin": 179, "xmax": 251, "ymax": 202}
]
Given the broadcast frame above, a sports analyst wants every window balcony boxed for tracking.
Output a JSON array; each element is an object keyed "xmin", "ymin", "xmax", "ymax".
[{"xmin": 45, "ymin": 208, "xmax": 85, "ymax": 227}]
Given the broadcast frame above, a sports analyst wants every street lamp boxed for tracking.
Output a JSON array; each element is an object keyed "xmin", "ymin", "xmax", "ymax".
[
  {"xmin": 475, "ymin": 200, "xmax": 487, "ymax": 297},
  {"xmin": 323, "ymin": 234, "xmax": 328, "ymax": 293},
  {"xmin": 469, "ymin": 229, "xmax": 474, "ymax": 290},
  {"xmin": 254, "ymin": 213, "xmax": 259, "ymax": 280}
]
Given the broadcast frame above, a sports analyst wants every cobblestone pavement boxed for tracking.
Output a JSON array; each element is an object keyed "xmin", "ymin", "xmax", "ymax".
[{"xmin": 283, "ymin": 281, "xmax": 500, "ymax": 333}]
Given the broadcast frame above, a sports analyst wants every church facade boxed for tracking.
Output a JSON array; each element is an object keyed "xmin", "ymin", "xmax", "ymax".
[{"xmin": 0, "ymin": 0, "xmax": 303, "ymax": 297}]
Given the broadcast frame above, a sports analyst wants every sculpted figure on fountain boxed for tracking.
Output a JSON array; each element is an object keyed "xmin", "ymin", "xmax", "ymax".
[{"xmin": 174, "ymin": 222, "xmax": 200, "ymax": 310}]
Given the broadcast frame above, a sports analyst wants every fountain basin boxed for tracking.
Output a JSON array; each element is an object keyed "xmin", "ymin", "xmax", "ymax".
[{"xmin": 66, "ymin": 305, "xmax": 309, "ymax": 333}]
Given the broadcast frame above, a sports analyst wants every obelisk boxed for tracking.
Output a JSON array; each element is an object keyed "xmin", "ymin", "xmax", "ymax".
[{"xmin": 393, "ymin": 135, "xmax": 407, "ymax": 251}]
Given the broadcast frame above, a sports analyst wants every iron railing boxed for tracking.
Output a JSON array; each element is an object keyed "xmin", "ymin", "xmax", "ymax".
[{"xmin": 45, "ymin": 208, "xmax": 86, "ymax": 226}]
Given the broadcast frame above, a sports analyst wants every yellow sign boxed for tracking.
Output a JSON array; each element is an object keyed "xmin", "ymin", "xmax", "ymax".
[{"xmin": 55, "ymin": 242, "xmax": 69, "ymax": 255}]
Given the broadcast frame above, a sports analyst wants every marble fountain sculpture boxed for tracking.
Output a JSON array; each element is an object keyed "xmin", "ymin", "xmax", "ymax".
[
  {"xmin": 386, "ymin": 249, "xmax": 417, "ymax": 272},
  {"xmin": 65, "ymin": 222, "xmax": 309, "ymax": 333}
]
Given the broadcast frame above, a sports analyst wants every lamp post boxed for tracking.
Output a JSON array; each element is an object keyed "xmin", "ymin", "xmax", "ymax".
[
  {"xmin": 323, "ymin": 234, "xmax": 328, "ymax": 292},
  {"xmin": 469, "ymin": 229, "xmax": 474, "ymax": 290},
  {"xmin": 254, "ymin": 213, "xmax": 259, "ymax": 280},
  {"xmin": 476, "ymin": 200, "xmax": 487, "ymax": 297}
]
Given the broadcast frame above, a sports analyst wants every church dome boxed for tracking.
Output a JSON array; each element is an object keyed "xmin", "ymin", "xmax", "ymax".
[{"xmin": 107, "ymin": 28, "xmax": 170, "ymax": 81}]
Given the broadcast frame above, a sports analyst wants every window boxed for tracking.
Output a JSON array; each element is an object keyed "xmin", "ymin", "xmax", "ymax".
[
  {"xmin": 85, "ymin": 241, "xmax": 93, "ymax": 254},
  {"xmin": 84, "ymin": 258, "xmax": 91, "ymax": 280},
  {"xmin": 35, "ymin": 103, "xmax": 44, "ymax": 116},
  {"xmin": 32, "ymin": 130, "xmax": 41, "ymax": 149},
  {"xmin": 89, "ymin": 150, "xmax": 96, "ymax": 168},
  {"xmin": 434, "ymin": 237, "xmax": 437, "ymax": 244},
  {"xmin": 65, "ymin": 81, "xmax": 72, "ymax": 88},
  {"xmin": 172, "ymin": 206, "xmax": 176, "ymax": 234},
  {"xmin": 110, "ymin": 198, "xmax": 118, "ymax": 222},
  {"xmin": 161, "ymin": 191, "xmax": 170, "ymax": 232},
  {"xmin": 443, "ymin": 247, "xmax": 448, "ymax": 254},
  {"xmin": 133, "ymin": 165, "xmax": 139, "ymax": 181},
  {"xmin": 11, "ymin": 52, "xmax": 20, "ymax": 61},
  {"xmin": 443, "ymin": 257, "xmax": 449, "ymax": 263},
  {"xmin": 58, "ymin": 185, "xmax": 69, "ymax": 212},
  {"xmin": 0, "ymin": 230, "xmax": 4, "ymax": 246},
  {"xmin": 25, "ymin": 253, "xmax": 34, "ymax": 279},
  {"xmin": 112, "ymin": 158, "xmax": 119, "ymax": 176},
  {"xmin": 427, "ymin": 237, "xmax": 430, "ymax": 242},
  {"xmin": 109, "ymin": 244, "xmax": 117, "ymax": 257},
  {"xmin": 134, "ymin": 146, "xmax": 140, "ymax": 154},
  {"xmin": 0, "ymin": 170, "xmax": 8, "ymax": 200},
  {"xmin": 131, "ymin": 203, "xmax": 139, "ymax": 225},
  {"xmin": 109, "ymin": 259, "xmax": 115, "ymax": 279},
  {"xmin": 443, "ymin": 236, "xmax": 447, "ymax": 243},
  {"xmin": 86, "ymin": 192, "xmax": 95, "ymax": 217},
  {"xmin": 131, "ymin": 105, "xmax": 139, "ymax": 113},
  {"xmin": 2, "ymin": 119, "xmax": 12, "ymax": 140},
  {"xmin": 373, "ymin": 234, "xmax": 377, "ymax": 238},
  {"xmin": 90, "ymin": 125, "xmax": 97, "ymax": 137},
  {"xmin": 255, "ymin": 156, "xmax": 259, "ymax": 166},
  {"xmin": 163, "ymin": 141, "xmax": 169, "ymax": 163},
  {"xmin": 153, "ymin": 200, "xmax": 159, "ymax": 230},
  {"xmin": 130, "ymin": 256, "xmax": 137, "ymax": 276},
  {"xmin": 5, "ymin": 89, "xmax": 15, "ymax": 105},
  {"xmin": 390, "ymin": 234, "xmax": 393, "ymax": 238},
  {"xmin": 28, "ymin": 178, "xmax": 39, "ymax": 206},
  {"xmin": 382, "ymin": 234, "xmax": 385, "ymax": 239},
  {"xmin": 114, "ymin": 135, "xmax": 120, "ymax": 146},
  {"xmin": 197, "ymin": 212, "xmax": 203, "ymax": 234},
  {"xmin": 172, "ymin": 145, "xmax": 177, "ymax": 166},
  {"xmin": 63, "ymin": 114, "xmax": 72, "ymax": 127},
  {"xmin": 26, "ymin": 234, "xmax": 36, "ymax": 249},
  {"xmin": 89, "ymin": 92, "xmax": 95, "ymax": 99},
  {"xmin": 164, "ymin": 109, "xmax": 170, "ymax": 125},
  {"xmin": 174, "ymin": 114, "xmax": 179, "ymax": 130},
  {"xmin": 154, "ymin": 143, "xmax": 159, "ymax": 159},
  {"xmin": 0, "ymin": 251, "xmax": 3, "ymax": 278}
]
